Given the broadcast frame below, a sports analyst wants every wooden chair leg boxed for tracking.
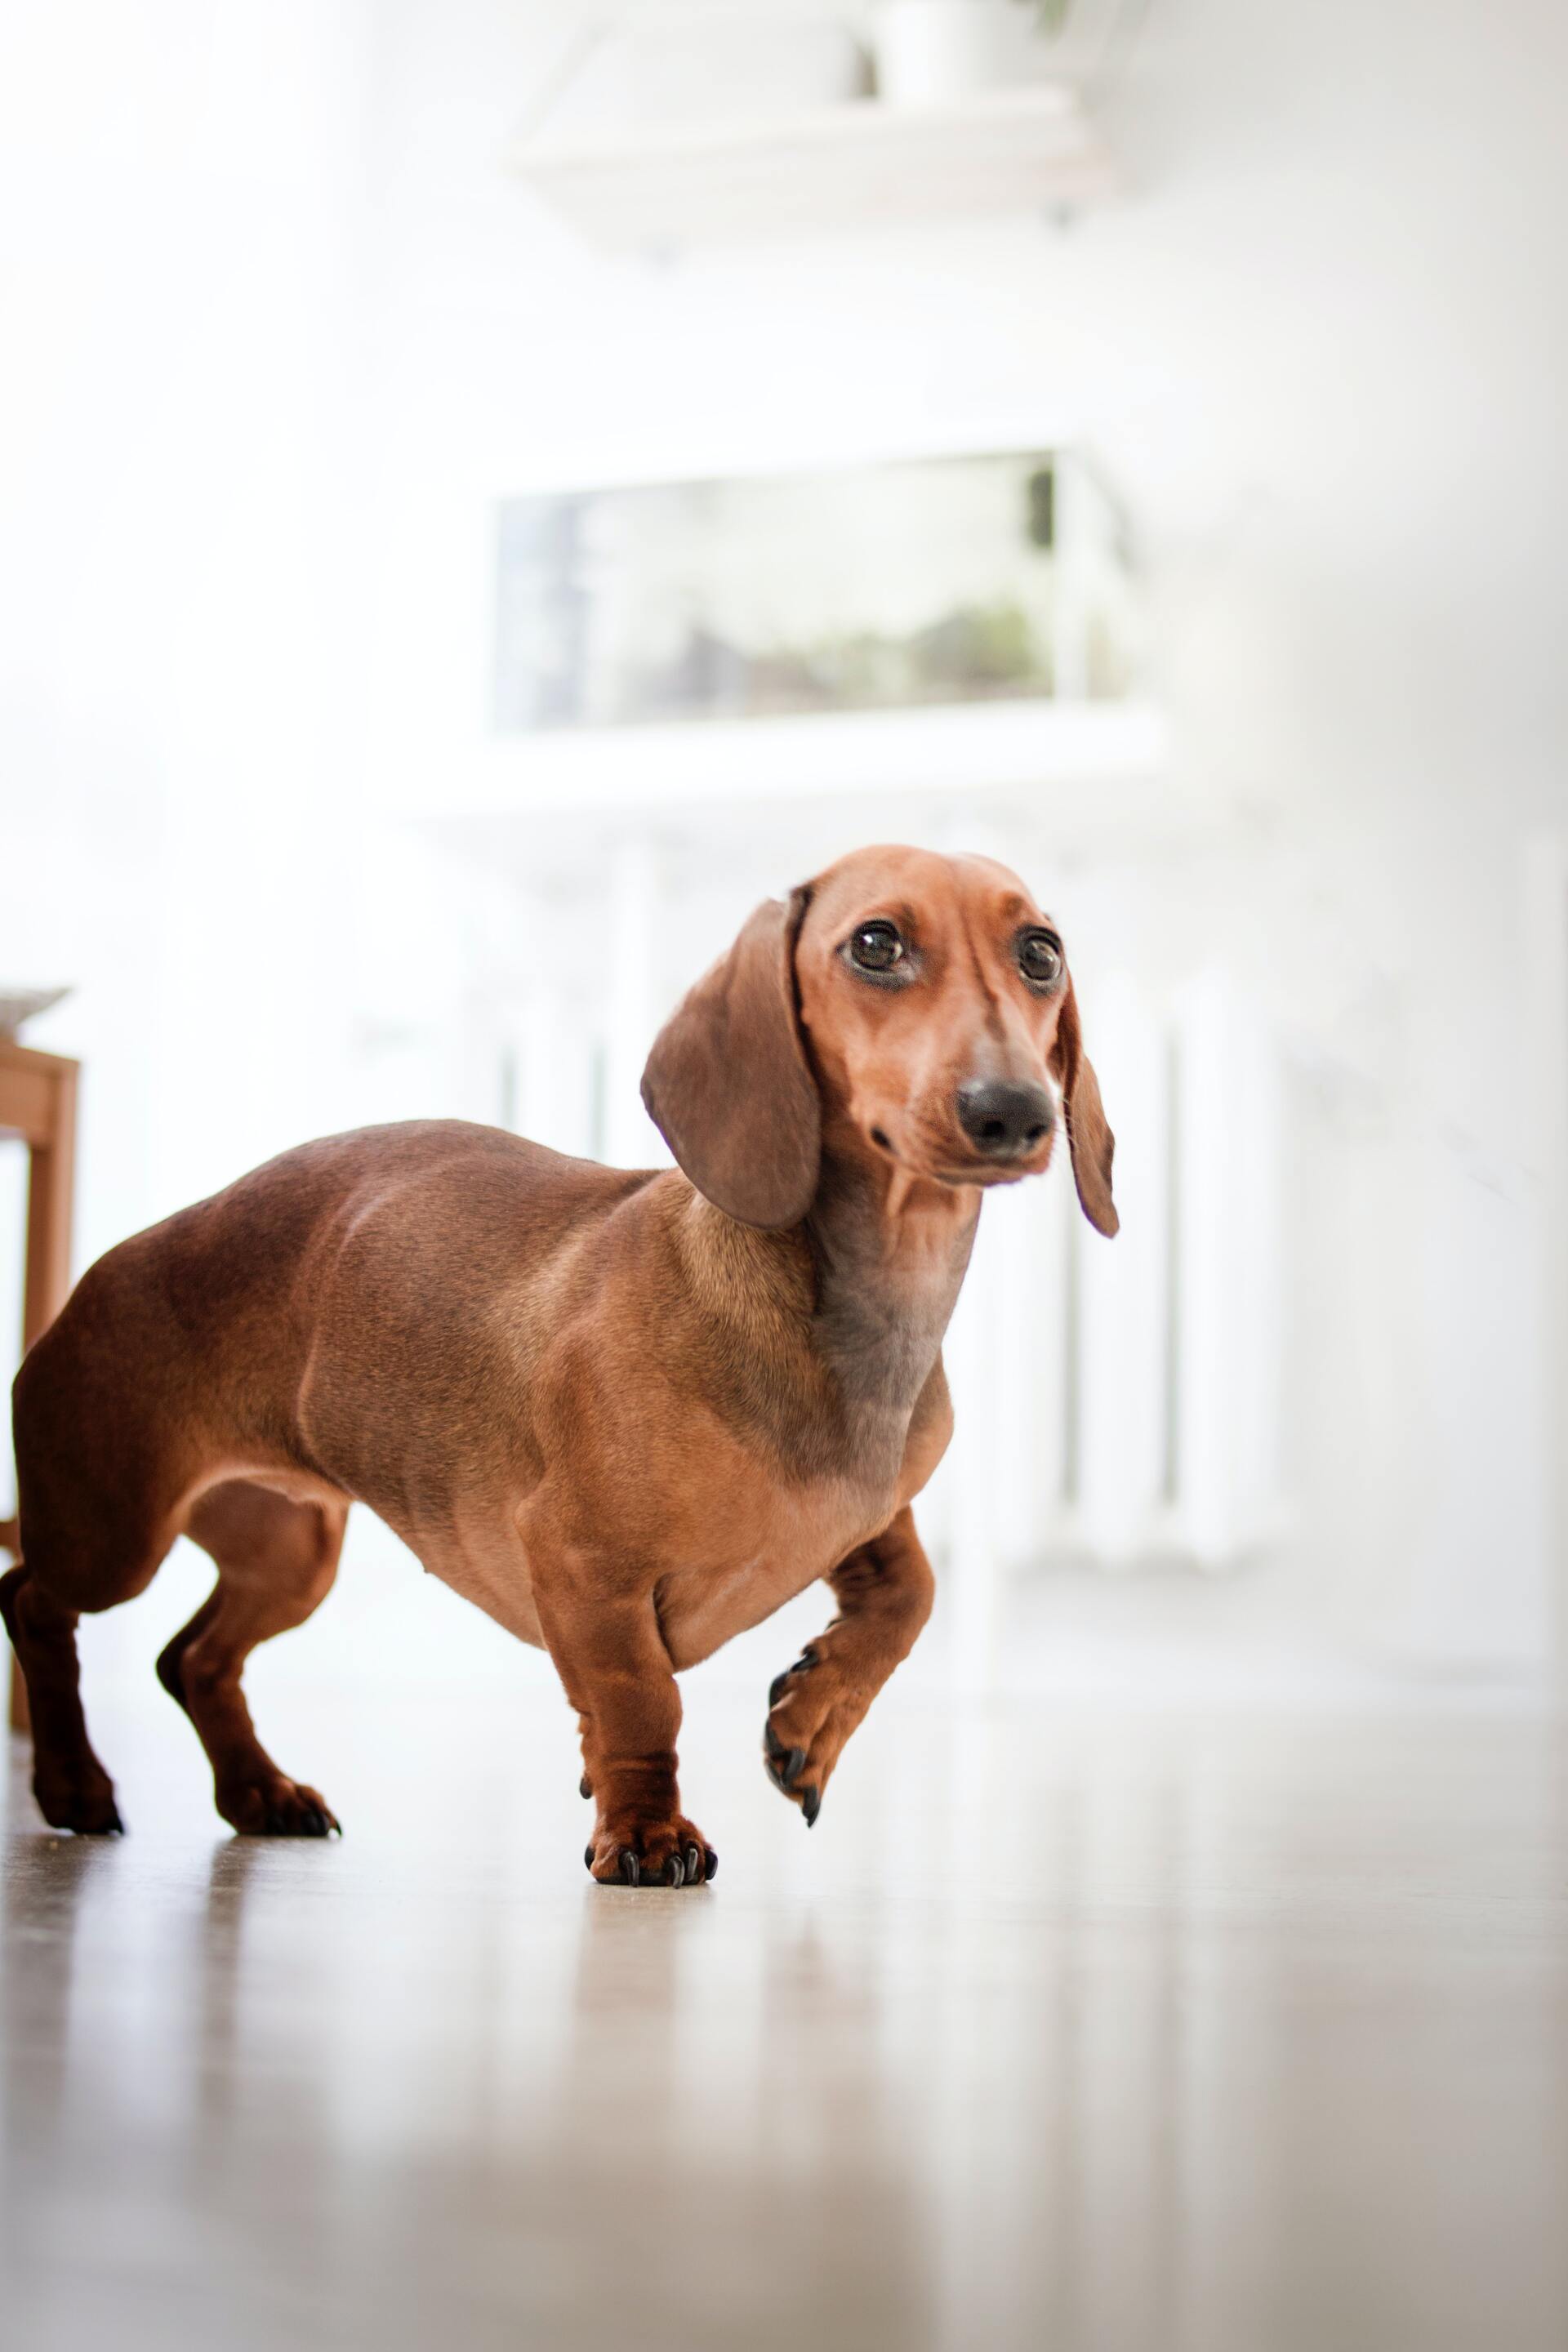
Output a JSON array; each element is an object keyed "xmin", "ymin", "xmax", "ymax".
[{"xmin": 7, "ymin": 1072, "xmax": 76, "ymax": 1741}]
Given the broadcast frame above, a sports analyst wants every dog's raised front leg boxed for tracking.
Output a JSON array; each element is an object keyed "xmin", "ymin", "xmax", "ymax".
[
  {"xmin": 532, "ymin": 1564, "xmax": 716, "ymax": 1887},
  {"xmin": 763, "ymin": 1504, "xmax": 935, "ymax": 1827}
]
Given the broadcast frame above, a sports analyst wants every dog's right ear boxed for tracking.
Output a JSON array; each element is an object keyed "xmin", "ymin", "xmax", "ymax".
[
  {"xmin": 641, "ymin": 890, "xmax": 821, "ymax": 1231},
  {"xmin": 1049, "ymin": 974, "xmax": 1119, "ymax": 1238}
]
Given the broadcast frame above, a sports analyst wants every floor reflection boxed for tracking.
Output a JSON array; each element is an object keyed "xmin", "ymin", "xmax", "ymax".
[
  {"xmin": 551, "ymin": 1891, "xmax": 938, "ymax": 2349},
  {"xmin": 2, "ymin": 1701, "xmax": 1566, "ymax": 2350}
]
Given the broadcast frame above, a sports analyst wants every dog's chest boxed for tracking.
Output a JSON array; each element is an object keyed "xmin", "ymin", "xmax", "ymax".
[
  {"xmin": 649, "ymin": 1339, "xmax": 953, "ymax": 1667},
  {"xmin": 420, "ymin": 1463, "xmax": 887, "ymax": 1669},
  {"xmin": 654, "ymin": 1472, "xmax": 893, "ymax": 1669}
]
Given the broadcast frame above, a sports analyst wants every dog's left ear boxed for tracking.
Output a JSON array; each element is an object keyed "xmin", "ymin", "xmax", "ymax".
[
  {"xmin": 1050, "ymin": 976, "xmax": 1119, "ymax": 1237},
  {"xmin": 642, "ymin": 891, "xmax": 821, "ymax": 1230}
]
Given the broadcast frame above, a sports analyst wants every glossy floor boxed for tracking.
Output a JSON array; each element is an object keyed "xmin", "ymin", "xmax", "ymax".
[{"xmin": 2, "ymin": 1679, "xmax": 1566, "ymax": 2350}]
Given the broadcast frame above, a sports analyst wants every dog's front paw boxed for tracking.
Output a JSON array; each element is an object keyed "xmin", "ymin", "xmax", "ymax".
[
  {"xmin": 218, "ymin": 1772, "xmax": 341, "ymax": 1838},
  {"xmin": 763, "ymin": 1719, "xmax": 823, "ymax": 1825},
  {"xmin": 584, "ymin": 1813, "xmax": 716, "ymax": 1887},
  {"xmin": 763, "ymin": 1646, "xmax": 856, "ymax": 1826}
]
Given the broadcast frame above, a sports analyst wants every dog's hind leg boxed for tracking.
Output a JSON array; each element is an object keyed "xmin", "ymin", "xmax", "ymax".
[
  {"xmin": 4, "ymin": 1386, "xmax": 184, "ymax": 1833},
  {"xmin": 6, "ymin": 1294, "xmax": 207, "ymax": 1830},
  {"xmin": 159, "ymin": 1480, "xmax": 347, "ymax": 1837},
  {"xmin": 761, "ymin": 1505, "xmax": 935, "ymax": 1828},
  {"xmin": 1, "ymin": 1561, "xmax": 131, "ymax": 1833},
  {"xmin": 2, "ymin": 1494, "xmax": 180, "ymax": 1837}
]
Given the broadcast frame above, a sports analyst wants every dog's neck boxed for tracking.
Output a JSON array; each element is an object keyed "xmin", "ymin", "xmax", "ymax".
[{"xmin": 803, "ymin": 1144, "xmax": 980, "ymax": 1425}]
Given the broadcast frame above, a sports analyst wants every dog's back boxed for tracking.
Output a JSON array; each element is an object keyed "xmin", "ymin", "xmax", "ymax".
[{"xmin": 12, "ymin": 1120, "xmax": 648, "ymax": 1594}]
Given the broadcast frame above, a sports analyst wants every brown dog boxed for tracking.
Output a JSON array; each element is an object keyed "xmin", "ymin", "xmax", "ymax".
[{"xmin": 2, "ymin": 845, "xmax": 1116, "ymax": 1880}]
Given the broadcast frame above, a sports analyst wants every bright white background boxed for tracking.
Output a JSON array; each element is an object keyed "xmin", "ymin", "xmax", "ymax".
[{"xmin": 2, "ymin": 0, "xmax": 1566, "ymax": 1713}]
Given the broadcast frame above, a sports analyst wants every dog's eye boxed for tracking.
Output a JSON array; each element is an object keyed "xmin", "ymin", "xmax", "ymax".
[
  {"xmin": 1018, "ymin": 929, "xmax": 1064, "ymax": 988},
  {"xmin": 848, "ymin": 921, "xmax": 906, "ymax": 974}
]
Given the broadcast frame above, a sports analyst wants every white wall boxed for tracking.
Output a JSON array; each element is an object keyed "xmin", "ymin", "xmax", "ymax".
[
  {"xmin": 355, "ymin": 0, "xmax": 1568, "ymax": 1681},
  {"xmin": 3, "ymin": 0, "xmax": 1566, "ymax": 1700}
]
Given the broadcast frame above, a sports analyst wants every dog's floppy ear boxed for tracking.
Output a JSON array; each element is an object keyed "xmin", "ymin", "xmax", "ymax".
[
  {"xmin": 642, "ymin": 890, "xmax": 820, "ymax": 1230},
  {"xmin": 1050, "ymin": 975, "xmax": 1118, "ymax": 1237}
]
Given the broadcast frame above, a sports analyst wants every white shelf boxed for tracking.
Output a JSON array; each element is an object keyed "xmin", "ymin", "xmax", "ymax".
[
  {"xmin": 510, "ymin": 85, "xmax": 1116, "ymax": 252},
  {"xmin": 409, "ymin": 700, "xmax": 1174, "ymax": 882},
  {"xmin": 431, "ymin": 700, "xmax": 1163, "ymax": 816}
]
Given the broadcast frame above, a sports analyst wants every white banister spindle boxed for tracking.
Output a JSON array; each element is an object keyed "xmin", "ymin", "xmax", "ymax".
[
  {"xmin": 517, "ymin": 974, "xmax": 597, "ymax": 1160},
  {"xmin": 990, "ymin": 1164, "xmax": 1070, "ymax": 1569},
  {"xmin": 1169, "ymin": 969, "xmax": 1281, "ymax": 1566},
  {"xmin": 603, "ymin": 834, "xmax": 662, "ymax": 1169}
]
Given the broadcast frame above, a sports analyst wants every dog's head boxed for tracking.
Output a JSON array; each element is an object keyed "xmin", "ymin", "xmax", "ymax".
[{"xmin": 642, "ymin": 844, "xmax": 1116, "ymax": 1237}]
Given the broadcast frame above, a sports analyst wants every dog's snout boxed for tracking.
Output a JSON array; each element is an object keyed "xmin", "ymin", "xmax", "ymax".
[{"xmin": 956, "ymin": 1078, "xmax": 1054, "ymax": 1159}]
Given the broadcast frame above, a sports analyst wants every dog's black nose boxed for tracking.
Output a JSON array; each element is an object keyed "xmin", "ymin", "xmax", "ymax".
[{"xmin": 956, "ymin": 1079, "xmax": 1054, "ymax": 1158}]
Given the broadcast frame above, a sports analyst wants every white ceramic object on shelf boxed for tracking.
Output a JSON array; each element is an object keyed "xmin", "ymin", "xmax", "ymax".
[
  {"xmin": 0, "ymin": 987, "xmax": 69, "ymax": 1040},
  {"xmin": 871, "ymin": 0, "xmax": 1058, "ymax": 108}
]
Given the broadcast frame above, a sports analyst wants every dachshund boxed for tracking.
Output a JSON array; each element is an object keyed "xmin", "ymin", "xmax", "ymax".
[{"xmin": 2, "ymin": 844, "xmax": 1116, "ymax": 1882}]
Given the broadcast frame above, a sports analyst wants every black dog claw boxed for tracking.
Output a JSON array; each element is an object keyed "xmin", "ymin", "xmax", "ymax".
[
  {"xmin": 664, "ymin": 1855, "xmax": 685, "ymax": 1887},
  {"xmin": 769, "ymin": 1649, "xmax": 818, "ymax": 1709},
  {"xmin": 764, "ymin": 1719, "xmax": 812, "ymax": 1797},
  {"xmin": 621, "ymin": 1850, "xmax": 640, "ymax": 1886},
  {"xmin": 579, "ymin": 1773, "xmax": 593, "ymax": 1800},
  {"xmin": 801, "ymin": 1787, "xmax": 821, "ymax": 1828},
  {"xmin": 686, "ymin": 1844, "xmax": 702, "ymax": 1882},
  {"xmin": 585, "ymin": 1842, "xmax": 596, "ymax": 1873},
  {"xmin": 702, "ymin": 1847, "xmax": 718, "ymax": 1882}
]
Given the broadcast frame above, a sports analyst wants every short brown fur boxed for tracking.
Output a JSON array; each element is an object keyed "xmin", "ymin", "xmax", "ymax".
[{"xmin": 3, "ymin": 846, "xmax": 1116, "ymax": 1878}]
